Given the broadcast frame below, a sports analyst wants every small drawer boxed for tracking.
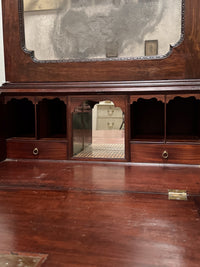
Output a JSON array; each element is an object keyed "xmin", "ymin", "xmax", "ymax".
[
  {"xmin": 131, "ymin": 143, "xmax": 166, "ymax": 163},
  {"xmin": 97, "ymin": 118, "xmax": 123, "ymax": 130},
  {"xmin": 131, "ymin": 143, "xmax": 200, "ymax": 164},
  {"xmin": 7, "ymin": 139, "xmax": 67, "ymax": 160},
  {"xmin": 97, "ymin": 105, "xmax": 122, "ymax": 118},
  {"xmin": 163, "ymin": 144, "xmax": 200, "ymax": 164}
]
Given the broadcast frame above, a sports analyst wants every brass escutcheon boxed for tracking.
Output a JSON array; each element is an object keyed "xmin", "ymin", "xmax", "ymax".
[
  {"xmin": 162, "ymin": 150, "xmax": 168, "ymax": 159},
  {"xmin": 33, "ymin": 147, "xmax": 39, "ymax": 156}
]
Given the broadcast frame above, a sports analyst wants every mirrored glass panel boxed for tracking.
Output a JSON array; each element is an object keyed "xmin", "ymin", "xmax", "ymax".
[
  {"xmin": 22, "ymin": 0, "xmax": 183, "ymax": 61},
  {"xmin": 72, "ymin": 100, "xmax": 125, "ymax": 159}
]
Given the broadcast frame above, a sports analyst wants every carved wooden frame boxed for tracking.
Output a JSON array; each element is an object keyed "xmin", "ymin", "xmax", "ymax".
[
  {"xmin": 19, "ymin": 0, "xmax": 185, "ymax": 63},
  {"xmin": 67, "ymin": 95, "xmax": 129, "ymax": 161},
  {"xmin": 3, "ymin": 0, "xmax": 200, "ymax": 84}
]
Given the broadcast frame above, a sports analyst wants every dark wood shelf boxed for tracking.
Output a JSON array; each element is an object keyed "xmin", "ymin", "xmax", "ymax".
[
  {"xmin": 166, "ymin": 135, "xmax": 200, "ymax": 143},
  {"xmin": 6, "ymin": 137, "xmax": 37, "ymax": 141},
  {"xmin": 131, "ymin": 135, "xmax": 164, "ymax": 143}
]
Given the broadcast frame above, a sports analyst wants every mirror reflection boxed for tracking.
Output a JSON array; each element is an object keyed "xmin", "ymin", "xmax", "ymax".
[
  {"xmin": 72, "ymin": 101, "xmax": 125, "ymax": 159},
  {"xmin": 23, "ymin": 0, "xmax": 183, "ymax": 61}
]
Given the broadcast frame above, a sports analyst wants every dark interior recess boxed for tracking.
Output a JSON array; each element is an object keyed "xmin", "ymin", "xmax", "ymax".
[
  {"xmin": 0, "ymin": 100, "xmax": 6, "ymax": 160},
  {"xmin": 38, "ymin": 98, "xmax": 66, "ymax": 139},
  {"xmin": 130, "ymin": 98, "xmax": 164, "ymax": 140},
  {"xmin": 0, "ymin": 99, "xmax": 6, "ymax": 137},
  {"xmin": 166, "ymin": 97, "xmax": 200, "ymax": 140},
  {"xmin": 72, "ymin": 102, "xmax": 92, "ymax": 156},
  {"xmin": 6, "ymin": 98, "xmax": 35, "ymax": 138}
]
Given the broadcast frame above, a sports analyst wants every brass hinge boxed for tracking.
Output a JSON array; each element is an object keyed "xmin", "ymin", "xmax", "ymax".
[{"xmin": 168, "ymin": 190, "xmax": 188, "ymax": 201}]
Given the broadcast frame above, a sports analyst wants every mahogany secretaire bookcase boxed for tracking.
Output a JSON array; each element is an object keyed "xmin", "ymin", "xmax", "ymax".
[{"xmin": 1, "ymin": 0, "xmax": 200, "ymax": 165}]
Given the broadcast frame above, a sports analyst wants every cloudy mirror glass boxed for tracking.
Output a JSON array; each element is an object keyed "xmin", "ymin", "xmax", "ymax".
[{"xmin": 22, "ymin": 0, "xmax": 183, "ymax": 61}]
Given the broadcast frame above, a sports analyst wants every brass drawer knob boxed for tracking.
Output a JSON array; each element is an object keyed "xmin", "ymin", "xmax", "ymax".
[
  {"xmin": 108, "ymin": 109, "xmax": 114, "ymax": 115},
  {"xmin": 33, "ymin": 147, "xmax": 39, "ymax": 156},
  {"xmin": 162, "ymin": 150, "xmax": 168, "ymax": 159},
  {"xmin": 107, "ymin": 122, "xmax": 114, "ymax": 128}
]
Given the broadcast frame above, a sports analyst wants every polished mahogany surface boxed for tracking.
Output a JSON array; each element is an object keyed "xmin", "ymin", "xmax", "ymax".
[
  {"xmin": 0, "ymin": 161, "xmax": 200, "ymax": 266},
  {"xmin": 0, "ymin": 188, "xmax": 200, "ymax": 266},
  {"xmin": 0, "ymin": 160, "xmax": 200, "ymax": 194}
]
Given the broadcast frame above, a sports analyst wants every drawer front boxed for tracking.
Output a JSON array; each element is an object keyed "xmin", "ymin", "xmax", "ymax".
[
  {"xmin": 7, "ymin": 140, "xmax": 67, "ymax": 160},
  {"xmin": 163, "ymin": 144, "xmax": 200, "ymax": 164},
  {"xmin": 131, "ymin": 143, "xmax": 200, "ymax": 164},
  {"xmin": 97, "ymin": 118, "xmax": 123, "ymax": 130},
  {"xmin": 131, "ymin": 144, "xmax": 166, "ymax": 163},
  {"xmin": 97, "ymin": 105, "xmax": 122, "ymax": 118}
]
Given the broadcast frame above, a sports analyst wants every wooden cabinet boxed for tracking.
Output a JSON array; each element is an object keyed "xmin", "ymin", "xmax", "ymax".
[
  {"xmin": 95, "ymin": 102, "xmax": 123, "ymax": 130},
  {"xmin": 1, "ymin": 0, "xmax": 200, "ymax": 165},
  {"xmin": 3, "ymin": 96, "xmax": 68, "ymax": 160},
  {"xmin": 1, "ymin": 90, "xmax": 200, "ymax": 164},
  {"xmin": 130, "ymin": 94, "xmax": 200, "ymax": 164}
]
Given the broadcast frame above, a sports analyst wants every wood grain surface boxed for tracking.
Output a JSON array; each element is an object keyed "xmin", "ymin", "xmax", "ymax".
[
  {"xmin": 0, "ymin": 160, "xmax": 200, "ymax": 195},
  {"xmin": 0, "ymin": 189, "xmax": 199, "ymax": 266},
  {"xmin": 131, "ymin": 143, "xmax": 200, "ymax": 164},
  {"xmin": 6, "ymin": 139, "xmax": 67, "ymax": 160}
]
